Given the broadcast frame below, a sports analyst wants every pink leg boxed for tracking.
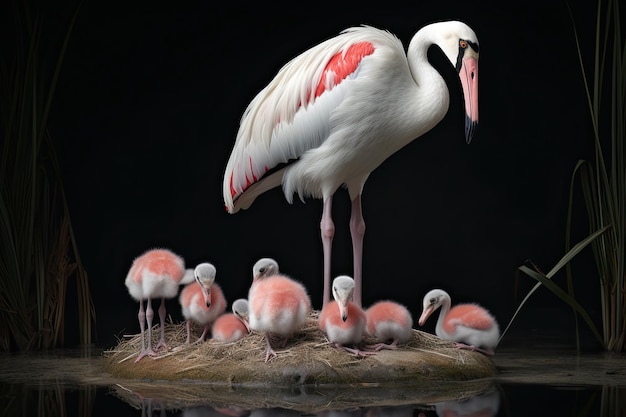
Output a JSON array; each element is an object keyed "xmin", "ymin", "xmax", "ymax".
[
  {"xmin": 366, "ymin": 340, "xmax": 399, "ymax": 351},
  {"xmin": 320, "ymin": 197, "xmax": 335, "ymax": 308},
  {"xmin": 349, "ymin": 195, "xmax": 365, "ymax": 308},
  {"xmin": 155, "ymin": 298, "xmax": 167, "ymax": 351},
  {"xmin": 185, "ymin": 319, "xmax": 192, "ymax": 344},
  {"xmin": 335, "ymin": 343, "xmax": 377, "ymax": 357},
  {"xmin": 197, "ymin": 323, "xmax": 210, "ymax": 342},
  {"xmin": 137, "ymin": 299, "xmax": 146, "ymax": 354},
  {"xmin": 454, "ymin": 342, "xmax": 495, "ymax": 356},
  {"xmin": 135, "ymin": 298, "xmax": 157, "ymax": 363},
  {"xmin": 264, "ymin": 334, "xmax": 277, "ymax": 363}
]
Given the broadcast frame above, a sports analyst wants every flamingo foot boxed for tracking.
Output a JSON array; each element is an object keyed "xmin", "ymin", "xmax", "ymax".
[
  {"xmin": 134, "ymin": 348, "xmax": 157, "ymax": 363},
  {"xmin": 264, "ymin": 347, "xmax": 277, "ymax": 363},
  {"xmin": 155, "ymin": 339, "xmax": 168, "ymax": 352},
  {"xmin": 454, "ymin": 342, "xmax": 494, "ymax": 356},
  {"xmin": 335, "ymin": 343, "xmax": 377, "ymax": 357},
  {"xmin": 366, "ymin": 341, "xmax": 398, "ymax": 351},
  {"xmin": 263, "ymin": 334, "xmax": 278, "ymax": 363}
]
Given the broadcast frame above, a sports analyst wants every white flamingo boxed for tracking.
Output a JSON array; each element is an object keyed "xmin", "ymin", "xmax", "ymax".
[{"xmin": 223, "ymin": 21, "xmax": 479, "ymax": 309}]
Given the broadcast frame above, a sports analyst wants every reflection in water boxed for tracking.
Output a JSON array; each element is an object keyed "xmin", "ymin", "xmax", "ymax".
[
  {"xmin": 126, "ymin": 389, "xmax": 499, "ymax": 416},
  {"xmin": 433, "ymin": 390, "xmax": 500, "ymax": 416},
  {"xmin": 363, "ymin": 405, "xmax": 422, "ymax": 416},
  {"xmin": 2, "ymin": 350, "xmax": 626, "ymax": 416},
  {"xmin": 182, "ymin": 405, "xmax": 250, "ymax": 416},
  {"xmin": 318, "ymin": 408, "xmax": 365, "ymax": 417},
  {"xmin": 4, "ymin": 381, "xmax": 626, "ymax": 417},
  {"xmin": 138, "ymin": 398, "xmax": 166, "ymax": 417},
  {"xmin": 0, "ymin": 382, "xmax": 96, "ymax": 417}
]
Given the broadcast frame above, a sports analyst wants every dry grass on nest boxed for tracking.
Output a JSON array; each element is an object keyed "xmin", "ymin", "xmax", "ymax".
[{"xmin": 103, "ymin": 311, "xmax": 495, "ymax": 385}]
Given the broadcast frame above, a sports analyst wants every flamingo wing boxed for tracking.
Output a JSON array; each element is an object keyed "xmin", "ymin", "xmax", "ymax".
[
  {"xmin": 444, "ymin": 304, "xmax": 493, "ymax": 334},
  {"xmin": 223, "ymin": 26, "xmax": 397, "ymax": 213}
]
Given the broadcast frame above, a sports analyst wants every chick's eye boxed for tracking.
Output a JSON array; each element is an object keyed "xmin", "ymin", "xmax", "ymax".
[{"xmin": 459, "ymin": 40, "xmax": 467, "ymax": 49}]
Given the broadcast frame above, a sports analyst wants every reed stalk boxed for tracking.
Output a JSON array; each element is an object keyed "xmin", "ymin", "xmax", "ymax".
[
  {"xmin": 500, "ymin": 0, "xmax": 624, "ymax": 352},
  {"xmin": 0, "ymin": 2, "xmax": 95, "ymax": 350}
]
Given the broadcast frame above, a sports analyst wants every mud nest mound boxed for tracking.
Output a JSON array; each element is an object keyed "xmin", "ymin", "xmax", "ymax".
[{"xmin": 103, "ymin": 311, "xmax": 496, "ymax": 388}]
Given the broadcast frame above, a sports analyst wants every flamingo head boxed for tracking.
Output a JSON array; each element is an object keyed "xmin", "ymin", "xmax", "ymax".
[
  {"xmin": 429, "ymin": 21, "xmax": 480, "ymax": 143},
  {"xmin": 194, "ymin": 262, "xmax": 217, "ymax": 307},
  {"xmin": 332, "ymin": 275, "xmax": 355, "ymax": 322},
  {"xmin": 418, "ymin": 289, "xmax": 447, "ymax": 326},
  {"xmin": 232, "ymin": 298, "xmax": 250, "ymax": 332},
  {"xmin": 252, "ymin": 257, "xmax": 279, "ymax": 281}
]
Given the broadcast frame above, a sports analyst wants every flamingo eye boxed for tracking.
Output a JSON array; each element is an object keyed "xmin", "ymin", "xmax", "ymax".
[{"xmin": 459, "ymin": 40, "xmax": 467, "ymax": 49}]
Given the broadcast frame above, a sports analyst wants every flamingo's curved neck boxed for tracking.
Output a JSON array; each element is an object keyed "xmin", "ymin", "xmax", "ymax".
[
  {"xmin": 406, "ymin": 34, "xmax": 451, "ymax": 134},
  {"xmin": 435, "ymin": 296, "xmax": 452, "ymax": 338}
]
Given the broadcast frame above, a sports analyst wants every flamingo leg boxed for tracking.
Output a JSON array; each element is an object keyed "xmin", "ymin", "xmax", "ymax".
[
  {"xmin": 135, "ymin": 298, "xmax": 157, "ymax": 362},
  {"xmin": 185, "ymin": 319, "xmax": 192, "ymax": 344},
  {"xmin": 198, "ymin": 323, "xmax": 210, "ymax": 342},
  {"xmin": 454, "ymin": 342, "xmax": 495, "ymax": 356},
  {"xmin": 264, "ymin": 333, "xmax": 277, "ymax": 363},
  {"xmin": 349, "ymin": 194, "xmax": 365, "ymax": 308},
  {"xmin": 366, "ymin": 340, "xmax": 399, "ymax": 351},
  {"xmin": 320, "ymin": 196, "xmax": 335, "ymax": 308},
  {"xmin": 155, "ymin": 297, "xmax": 167, "ymax": 351},
  {"xmin": 334, "ymin": 343, "xmax": 377, "ymax": 357},
  {"xmin": 137, "ymin": 299, "xmax": 146, "ymax": 353}
]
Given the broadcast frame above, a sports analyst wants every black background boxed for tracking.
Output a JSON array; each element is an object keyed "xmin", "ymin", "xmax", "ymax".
[{"xmin": 2, "ymin": 0, "xmax": 604, "ymax": 350}]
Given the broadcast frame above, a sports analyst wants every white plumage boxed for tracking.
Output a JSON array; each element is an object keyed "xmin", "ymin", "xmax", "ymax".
[{"xmin": 223, "ymin": 21, "xmax": 480, "ymax": 309}]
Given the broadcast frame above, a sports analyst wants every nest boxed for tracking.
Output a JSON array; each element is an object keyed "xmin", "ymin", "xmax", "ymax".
[{"xmin": 103, "ymin": 311, "xmax": 496, "ymax": 387}]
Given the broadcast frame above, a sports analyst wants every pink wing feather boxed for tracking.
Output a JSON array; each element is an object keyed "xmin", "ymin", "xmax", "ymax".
[
  {"xmin": 444, "ymin": 304, "xmax": 494, "ymax": 334},
  {"xmin": 223, "ymin": 28, "xmax": 377, "ymax": 213}
]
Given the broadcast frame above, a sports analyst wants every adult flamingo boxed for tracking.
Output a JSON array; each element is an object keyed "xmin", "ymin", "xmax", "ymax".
[
  {"xmin": 248, "ymin": 258, "xmax": 311, "ymax": 362},
  {"xmin": 124, "ymin": 248, "xmax": 186, "ymax": 362},
  {"xmin": 179, "ymin": 262, "xmax": 227, "ymax": 344},
  {"xmin": 319, "ymin": 275, "xmax": 375, "ymax": 357},
  {"xmin": 223, "ymin": 21, "xmax": 479, "ymax": 309},
  {"xmin": 418, "ymin": 289, "xmax": 500, "ymax": 356}
]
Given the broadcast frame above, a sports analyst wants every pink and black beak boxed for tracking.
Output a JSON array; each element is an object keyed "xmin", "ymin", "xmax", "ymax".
[
  {"xmin": 457, "ymin": 39, "xmax": 479, "ymax": 143},
  {"xmin": 338, "ymin": 301, "xmax": 349, "ymax": 322},
  {"xmin": 418, "ymin": 306, "xmax": 434, "ymax": 327},
  {"xmin": 202, "ymin": 286, "xmax": 212, "ymax": 308},
  {"xmin": 241, "ymin": 318, "xmax": 250, "ymax": 333}
]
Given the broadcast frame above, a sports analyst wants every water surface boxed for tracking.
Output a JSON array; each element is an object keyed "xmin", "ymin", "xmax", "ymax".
[{"xmin": 1, "ymin": 344, "xmax": 625, "ymax": 416}]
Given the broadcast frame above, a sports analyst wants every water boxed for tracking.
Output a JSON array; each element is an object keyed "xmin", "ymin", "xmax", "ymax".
[{"xmin": 1, "ymin": 345, "xmax": 625, "ymax": 417}]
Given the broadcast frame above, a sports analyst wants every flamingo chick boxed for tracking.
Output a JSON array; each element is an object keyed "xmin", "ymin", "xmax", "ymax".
[
  {"xmin": 222, "ymin": 21, "xmax": 480, "ymax": 310},
  {"xmin": 365, "ymin": 300, "xmax": 414, "ymax": 350},
  {"xmin": 252, "ymin": 257, "xmax": 280, "ymax": 280},
  {"xmin": 248, "ymin": 258, "xmax": 311, "ymax": 362},
  {"xmin": 179, "ymin": 263, "xmax": 227, "ymax": 344},
  {"xmin": 419, "ymin": 289, "xmax": 500, "ymax": 356},
  {"xmin": 211, "ymin": 298, "xmax": 250, "ymax": 343},
  {"xmin": 319, "ymin": 275, "xmax": 375, "ymax": 357},
  {"xmin": 124, "ymin": 248, "xmax": 186, "ymax": 362}
]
